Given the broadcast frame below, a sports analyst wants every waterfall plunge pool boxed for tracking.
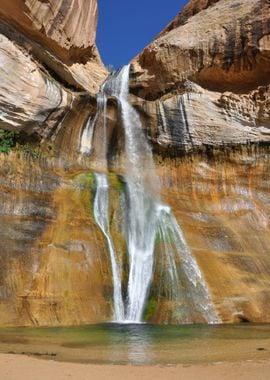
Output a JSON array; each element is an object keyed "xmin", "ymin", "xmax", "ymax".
[{"xmin": 0, "ymin": 323, "xmax": 270, "ymax": 366}]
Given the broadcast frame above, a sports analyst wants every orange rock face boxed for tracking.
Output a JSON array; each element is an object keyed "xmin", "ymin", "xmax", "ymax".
[
  {"xmin": 0, "ymin": 154, "xmax": 112, "ymax": 326},
  {"xmin": 0, "ymin": 147, "xmax": 269, "ymax": 326},
  {"xmin": 156, "ymin": 149, "xmax": 270, "ymax": 323}
]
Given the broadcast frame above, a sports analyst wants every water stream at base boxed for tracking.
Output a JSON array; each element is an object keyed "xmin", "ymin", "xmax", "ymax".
[{"xmin": 80, "ymin": 65, "xmax": 220, "ymax": 324}]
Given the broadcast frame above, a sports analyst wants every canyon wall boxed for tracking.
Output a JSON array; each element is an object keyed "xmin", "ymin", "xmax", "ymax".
[
  {"xmin": 128, "ymin": 0, "xmax": 270, "ymax": 323},
  {"xmin": 0, "ymin": 0, "xmax": 107, "ymax": 137},
  {"xmin": 0, "ymin": 0, "xmax": 269, "ymax": 326},
  {"xmin": 131, "ymin": 0, "xmax": 270, "ymax": 151},
  {"xmin": 1, "ymin": 147, "xmax": 269, "ymax": 326},
  {"xmin": 155, "ymin": 150, "xmax": 270, "ymax": 323},
  {"xmin": 0, "ymin": 0, "xmax": 109, "ymax": 325}
]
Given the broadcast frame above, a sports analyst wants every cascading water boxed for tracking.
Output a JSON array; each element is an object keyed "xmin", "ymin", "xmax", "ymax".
[
  {"xmin": 81, "ymin": 65, "xmax": 220, "ymax": 324},
  {"xmin": 80, "ymin": 92, "xmax": 107, "ymax": 156},
  {"xmin": 93, "ymin": 173, "xmax": 125, "ymax": 321},
  {"xmin": 103, "ymin": 66, "xmax": 162, "ymax": 322},
  {"xmin": 79, "ymin": 89, "xmax": 124, "ymax": 321},
  {"xmin": 156, "ymin": 206, "xmax": 220, "ymax": 323},
  {"xmin": 80, "ymin": 116, "xmax": 95, "ymax": 155}
]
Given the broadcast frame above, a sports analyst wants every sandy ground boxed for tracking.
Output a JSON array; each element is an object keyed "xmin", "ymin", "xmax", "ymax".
[{"xmin": 0, "ymin": 354, "xmax": 270, "ymax": 380}]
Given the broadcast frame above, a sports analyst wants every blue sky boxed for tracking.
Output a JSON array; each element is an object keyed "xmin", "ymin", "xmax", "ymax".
[{"xmin": 97, "ymin": 0, "xmax": 189, "ymax": 69}]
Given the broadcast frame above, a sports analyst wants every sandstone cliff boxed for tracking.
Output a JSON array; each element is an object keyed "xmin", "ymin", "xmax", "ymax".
[
  {"xmin": 0, "ymin": 0, "xmax": 269, "ymax": 327},
  {"xmin": 1, "ymin": 0, "xmax": 98, "ymax": 61},
  {"xmin": 0, "ymin": 147, "xmax": 269, "ymax": 326},
  {"xmin": 131, "ymin": 0, "xmax": 270, "ymax": 151},
  {"xmin": 159, "ymin": 0, "xmax": 222, "ymax": 36},
  {"xmin": 0, "ymin": 0, "xmax": 107, "ymax": 137}
]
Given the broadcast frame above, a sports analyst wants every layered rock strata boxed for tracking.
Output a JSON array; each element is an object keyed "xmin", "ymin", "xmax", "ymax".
[
  {"xmin": 131, "ymin": 0, "xmax": 270, "ymax": 151},
  {"xmin": 0, "ymin": 0, "xmax": 107, "ymax": 137},
  {"xmin": 155, "ymin": 148, "xmax": 270, "ymax": 323},
  {"xmin": 0, "ymin": 0, "xmax": 98, "ymax": 60},
  {"xmin": 132, "ymin": 0, "xmax": 270, "ymax": 97},
  {"xmin": 0, "ymin": 148, "xmax": 269, "ymax": 326},
  {"xmin": 0, "ymin": 33, "xmax": 71, "ymax": 137},
  {"xmin": 133, "ymin": 83, "xmax": 270, "ymax": 152}
]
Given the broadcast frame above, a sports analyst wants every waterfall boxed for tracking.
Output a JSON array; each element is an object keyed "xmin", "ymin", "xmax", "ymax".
[
  {"xmin": 103, "ymin": 66, "xmax": 162, "ymax": 322},
  {"xmin": 93, "ymin": 173, "xmax": 125, "ymax": 321},
  {"xmin": 80, "ymin": 92, "xmax": 107, "ymax": 157},
  {"xmin": 80, "ymin": 116, "xmax": 95, "ymax": 155},
  {"xmin": 80, "ymin": 88, "xmax": 124, "ymax": 321},
  {"xmin": 81, "ymin": 65, "xmax": 220, "ymax": 324},
  {"xmin": 156, "ymin": 206, "xmax": 220, "ymax": 323}
]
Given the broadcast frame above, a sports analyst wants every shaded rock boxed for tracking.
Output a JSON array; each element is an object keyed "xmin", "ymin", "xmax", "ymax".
[
  {"xmin": 0, "ymin": 0, "xmax": 98, "ymax": 63},
  {"xmin": 0, "ymin": 0, "xmax": 108, "ymax": 92},
  {"xmin": 0, "ymin": 0, "xmax": 107, "ymax": 138},
  {"xmin": 132, "ymin": 0, "xmax": 270, "ymax": 98},
  {"xmin": 0, "ymin": 33, "xmax": 71, "ymax": 136},
  {"xmin": 133, "ymin": 82, "xmax": 270, "ymax": 151},
  {"xmin": 130, "ymin": 0, "xmax": 270, "ymax": 152}
]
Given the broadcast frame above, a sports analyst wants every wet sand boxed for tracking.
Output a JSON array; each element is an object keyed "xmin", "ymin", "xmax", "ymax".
[{"xmin": 1, "ymin": 353, "xmax": 270, "ymax": 380}]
